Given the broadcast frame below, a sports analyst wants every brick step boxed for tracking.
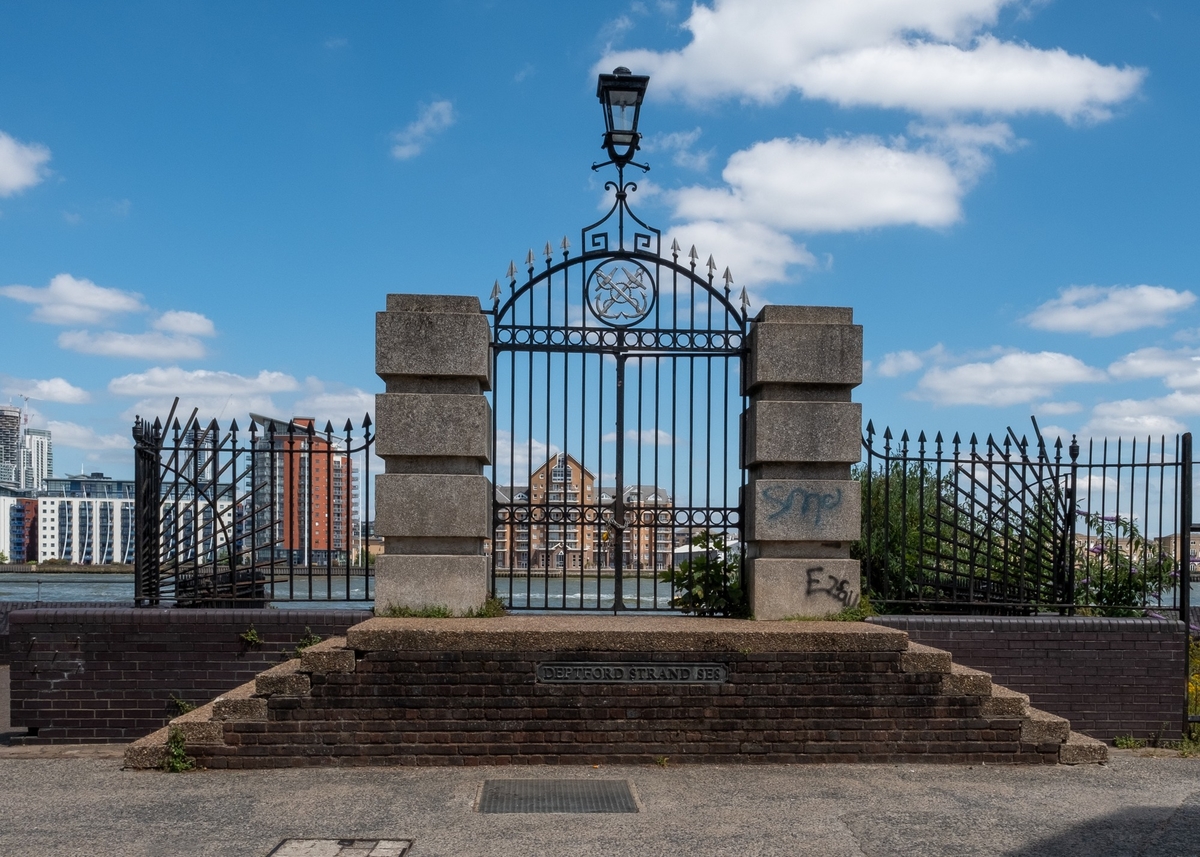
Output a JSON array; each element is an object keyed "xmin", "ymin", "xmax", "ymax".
[
  {"xmin": 122, "ymin": 621, "xmax": 1108, "ymax": 769},
  {"xmin": 125, "ymin": 637, "xmax": 354, "ymax": 769}
]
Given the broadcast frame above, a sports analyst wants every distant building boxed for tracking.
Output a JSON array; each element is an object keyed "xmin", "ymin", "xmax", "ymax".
[
  {"xmin": 493, "ymin": 452, "xmax": 673, "ymax": 573},
  {"xmin": 38, "ymin": 472, "xmax": 136, "ymax": 564},
  {"xmin": 21, "ymin": 427, "xmax": 53, "ymax": 492},
  {"xmin": 0, "ymin": 405, "xmax": 19, "ymax": 489},
  {"xmin": 248, "ymin": 415, "xmax": 359, "ymax": 563}
]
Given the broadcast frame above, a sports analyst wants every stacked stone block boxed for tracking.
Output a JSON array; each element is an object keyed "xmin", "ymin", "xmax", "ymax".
[
  {"xmin": 742, "ymin": 306, "xmax": 863, "ymax": 619},
  {"xmin": 374, "ymin": 295, "xmax": 493, "ymax": 614}
]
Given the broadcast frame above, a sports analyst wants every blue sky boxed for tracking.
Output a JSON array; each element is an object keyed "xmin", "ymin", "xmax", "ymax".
[{"xmin": 0, "ymin": 0, "xmax": 1197, "ymax": 479}]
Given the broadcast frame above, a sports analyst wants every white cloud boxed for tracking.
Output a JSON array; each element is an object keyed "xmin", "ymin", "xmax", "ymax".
[
  {"xmin": 153, "ymin": 310, "xmax": 216, "ymax": 337},
  {"xmin": 109, "ymin": 367, "xmax": 300, "ymax": 422},
  {"xmin": 492, "ymin": 430, "xmax": 560, "ymax": 484},
  {"xmin": 292, "ymin": 377, "xmax": 376, "ymax": 426},
  {"xmin": 1036, "ymin": 401, "xmax": 1082, "ymax": 416},
  {"xmin": 642, "ymin": 128, "xmax": 713, "ymax": 171},
  {"xmin": 46, "ymin": 420, "xmax": 130, "ymax": 451},
  {"xmin": 0, "ymin": 376, "xmax": 90, "ymax": 404},
  {"xmin": 391, "ymin": 100, "xmax": 455, "ymax": 160},
  {"xmin": 914, "ymin": 350, "xmax": 1105, "ymax": 406},
  {"xmin": 58, "ymin": 330, "xmax": 207, "ymax": 361},
  {"xmin": 1108, "ymin": 347, "xmax": 1200, "ymax": 389},
  {"xmin": 1083, "ymin": 396, "xmax": 1193, "ymax": 437},
  {"xmin": 600, "ymin": 0, "xmax": 1144, "ymax": 121},
  {"xmin": 877, "ymin": 350, "xmax": 924, "ymax": 377},
  {"xmin": 0, "ymin": 273, "xmax": 145, "ymax": 325},
  {"xmin": 666, "ymin": 219, "xmax": 815, "ymax": 286},
  {"xmin": 0, "ymin": 131, "xmax": 51, "ymax": 196},
  {"xmin": 670, "ymin": 135, "xmax": 963, "ymax": 234},
  {"xmin": 1025, "ymin": 285, "xmax": 1196, "ymax": 336}
]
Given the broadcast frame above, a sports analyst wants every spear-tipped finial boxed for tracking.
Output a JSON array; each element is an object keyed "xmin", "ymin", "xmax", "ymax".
[
  {"xmin": 543, "ymin": 241, "xmax": 553, "ymax": 259},
  {"xmin": 706, "ymin": 254, "xmax": 716, "ymax": 273},
  {"xmin": 722, "ymin": 267, "xmax": 733, "ymax": 290},
  {"xmin": 560, "ymin": 235, "xmax": 570, "ymax": 251},
  {"xmin": 688, "ymin": 245, "xmax": 698, "ymax": 262},
  {"xmin": 671, "ymin": 238, "xmax": 681, "ymax": 254},
  {"xmin": 343, "ymin": 418, "xmax": 354, "ymax": 433},
  {"xmin": 525, "ymin": 248, "xmax": 535, "ymax": 266},
  {"xmin": 490, "ymin": 280, "xmax": 502, "ymax": 304},
  {"xmin": 740, "ymin": 287, "xmax": 750, "ymax": 314},
  {"xmin": 324, "ymin": 420, "xmax": 334, "ymax": 434},
  {"xmin": 506, "ymin": 260, "xmax": 517, "ymax": 280}
]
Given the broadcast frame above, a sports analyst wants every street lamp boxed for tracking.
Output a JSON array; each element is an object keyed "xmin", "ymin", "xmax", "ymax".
[{"xmin": 596, "ymin": 66, "xmax": 650, "ymax": 170}]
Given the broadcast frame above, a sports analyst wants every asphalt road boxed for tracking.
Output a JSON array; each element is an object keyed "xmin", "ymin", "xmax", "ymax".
[{"xmin": 0, "ymin": 750, "xmax": 1197, "ymax": 857}]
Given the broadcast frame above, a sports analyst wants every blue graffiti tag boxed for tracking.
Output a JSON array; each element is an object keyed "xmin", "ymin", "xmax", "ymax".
[{"xmin": 761, "ymin": 485, "xmax": 843, "ymax": 527}]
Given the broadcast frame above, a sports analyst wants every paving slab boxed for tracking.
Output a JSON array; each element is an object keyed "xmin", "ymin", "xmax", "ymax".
[{"xmin": 0, "ymin": 750, "xmax": 1197, "ymax": 856}]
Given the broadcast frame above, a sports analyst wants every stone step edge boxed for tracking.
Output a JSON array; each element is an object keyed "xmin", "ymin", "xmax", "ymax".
[{"xmin": 1059, "ymin": 731, "xmax": 1108, "ymax": 765}]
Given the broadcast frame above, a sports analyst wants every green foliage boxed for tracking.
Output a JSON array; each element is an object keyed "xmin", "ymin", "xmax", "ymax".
[
  {"xmin": 162, "ymin": 727, "xmax": 195, "ymax": 773},
  {"xmin": 375, "ymin": 597, "xmax": 508, "ymax": 619},
  {"xmin": 1113, "ymin": 735, "xmax": 1145, "ymax": 749},
  {"xmin": 659, "ymin": 530, "xmax": 748, "ymax": 618},
  {"xmin": 169, "ymin": 694, "xmax": 196, "ymax": 715},
  {"xmin": 465, "ymin": 597, "xmax": 508, "ymax": 618},
  {"xmin": 788, "ymin": 593, "xmax": 878, "ymax": 622},
  {"xmin": 294, "ymin": 627, "xmax": 321, "ymax": 656},
  {"xmin": 654, "ymin": 756, "xmax": 669, "ymax": 768},
  {"xmin": 1074, "ymin": 512, "xmax": 1174, "ymax": 617},
  {"xmin": 0, "ymin": 551, "xmax": 8, "ymax": 564},
  {"xmin": 376, "ymin": 604, "xmax": 453, "ymax": 618},
  {"xmin": 239, "ymin": 625, "xmax": 262, "ymax": 646}
]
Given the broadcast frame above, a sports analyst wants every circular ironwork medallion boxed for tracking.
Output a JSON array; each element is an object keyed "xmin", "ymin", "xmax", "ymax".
[{"xmin": 586, "ymin": 259, "xmax": 655, "ymax": 327}]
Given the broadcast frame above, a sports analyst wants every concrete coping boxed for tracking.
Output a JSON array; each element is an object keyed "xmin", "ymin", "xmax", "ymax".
[{"xmin": 345, "ymin": 616, "xmax": 908, "ymax": 654}]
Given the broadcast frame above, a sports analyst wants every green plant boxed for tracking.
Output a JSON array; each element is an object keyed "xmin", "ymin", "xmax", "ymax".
[
  {"xmin": 162, "ymin": 727, "xmax": 195, "ymax": 772},
  {"xmin": 465, "ymin": 597, "xmax": 508, "ymax": 618},
  {"xmin": 1113, "ymin": 735, "xmax": 1145, "ymax": 749},
  {"xmin": 1074, "ymin": 513, "xmax": 1175, "ymax": 617},
  {"xmin": 169, "ymin": 694, "xmax": 196, "ymax": 715},
  {"xmin": 1189, "ymin": 639, "xmax": 1200, "ymax": 721},
  {"xmin": 294, "ymin": 627, "xmax": 322, "ymax": 656},
  {"xmin": 239, "ymin": 625, "xmax": 263, "ymax": 646},
  {"xmin": 376, "ymin": 603, "xmax": 453, "ymax": 618},
  {"xmin": 654, "ymin": 756, "xmax": 669, "ymax": 768},
  {"xmin": 787, "ymin": 593, "xmax": 878, "ymax": 622},
  {"xmin": 659, "ymin": 530, "xmax": 748, "ymax": 618}
]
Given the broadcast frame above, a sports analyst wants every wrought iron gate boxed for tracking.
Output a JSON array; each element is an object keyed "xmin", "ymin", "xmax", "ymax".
[
  {"xmin": 489, "ymin": 174, "xmax": 749, "ymax": 611},
  {"xmin": 132, "ymin": 399, "xmax": 374, "ymax": 606}
]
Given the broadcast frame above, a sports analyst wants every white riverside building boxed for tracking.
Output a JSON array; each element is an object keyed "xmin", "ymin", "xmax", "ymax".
[{"xmin": 37, "ymin": 473, "xmax": 136, "ymax": 565}]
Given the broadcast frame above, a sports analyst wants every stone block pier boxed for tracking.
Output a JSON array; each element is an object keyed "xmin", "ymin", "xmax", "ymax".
[{"xmin": 125, "ymin": 617, "xmax": 1106, "ymax": 769}]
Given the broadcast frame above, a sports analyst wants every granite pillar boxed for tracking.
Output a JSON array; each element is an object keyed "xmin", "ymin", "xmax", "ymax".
[
  {"xmin": 374, "ymin": 294, "xmax": 492, "ymax": 614},
  {"xmin": 743, "ymin": 306, "xmax": 863, "ymax": 619}
]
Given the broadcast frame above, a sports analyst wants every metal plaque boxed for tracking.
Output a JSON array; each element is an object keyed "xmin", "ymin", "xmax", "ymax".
[{"xmin": 536, "ymin": 662, "xmax": 728, "ymax": 684}]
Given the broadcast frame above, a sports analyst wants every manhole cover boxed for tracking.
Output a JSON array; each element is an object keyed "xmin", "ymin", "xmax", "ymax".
[
  {"xmin": 267, "ymin": 839, "xmax": 411, "ymax": 857},
  {"xmin": 478, "ymin": 779, "xmax": 638, "ymax": 813}
]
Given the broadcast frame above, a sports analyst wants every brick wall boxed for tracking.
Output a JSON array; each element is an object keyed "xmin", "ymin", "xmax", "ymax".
[
  {"xmin": 869, "ymin": 616, "xmax": 1187, "ymax": 741},
  {"xmin": 1, "ymin": 601, "xmax": 120, "ymax": 664},
  {"xmin": 8, "ymin": 607, "xmax": 370, "ymax": 743},
  {"xmin": 197, "ymin": 649, "xmax": 1060, "ymax": 768}
]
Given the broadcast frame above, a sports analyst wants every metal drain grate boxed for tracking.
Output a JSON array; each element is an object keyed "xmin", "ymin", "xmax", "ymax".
[
  {"xmin": 479, "ymin": 779, "xmax": 638, "ymax": 813},
  {"xmin": 267, "ymin": 839, "xmax": 411, "ymax": 856}
]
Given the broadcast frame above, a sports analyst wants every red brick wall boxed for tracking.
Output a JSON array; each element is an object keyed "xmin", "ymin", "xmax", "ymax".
[
  {"xmin": 8, "ymin": 608, "xmax": 370, "ymax": 743},
  {"xmin": 869, "ymin": 616, "xmax": 1187, "ymax": 741}
]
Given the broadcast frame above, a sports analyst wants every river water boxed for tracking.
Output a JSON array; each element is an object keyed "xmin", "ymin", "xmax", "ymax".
[{"xmin": 2, "ymin": 572, "xmax": 1198, "ymax": 615}]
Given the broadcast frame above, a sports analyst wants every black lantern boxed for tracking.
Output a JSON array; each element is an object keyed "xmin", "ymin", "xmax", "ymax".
[{"xmin": 596, "ymin": 66, "xmax": 650, "ymax": 169}]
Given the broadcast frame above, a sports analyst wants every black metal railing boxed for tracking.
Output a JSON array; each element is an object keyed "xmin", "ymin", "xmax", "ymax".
[
  {"xmin": 132, "ymin": 402, "xmax": 374, "ymax": 606},
  {"xmin": 858, "ymin": 419, "xmax": 1192, "ymax": 619}
]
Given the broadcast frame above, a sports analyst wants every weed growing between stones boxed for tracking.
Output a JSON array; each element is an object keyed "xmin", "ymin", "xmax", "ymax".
[
  {"xmin": 169, "ymin": 694, "xmax": 196, "ymax": 715},
  {"xmin": 376, "ymin": 598, "xmax": 508, "ymax": 619},
  {"xmin": 240, "ymin": 625, "xmax": 263, "ymax": 646},
  {"xmin": 163, "ymin": 727, "xmax": 195, "ymax": 773},
  {"xmin": 1113, "ymin": 735, "xmax": 1145, "ymax": 749},
  {"xmin": 294, "ymin": 627, "xmax": 322, "ymax": 656},
  {"xmin": 785, "ymin": 594, "xmax": 877, "ymax": 622}
]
